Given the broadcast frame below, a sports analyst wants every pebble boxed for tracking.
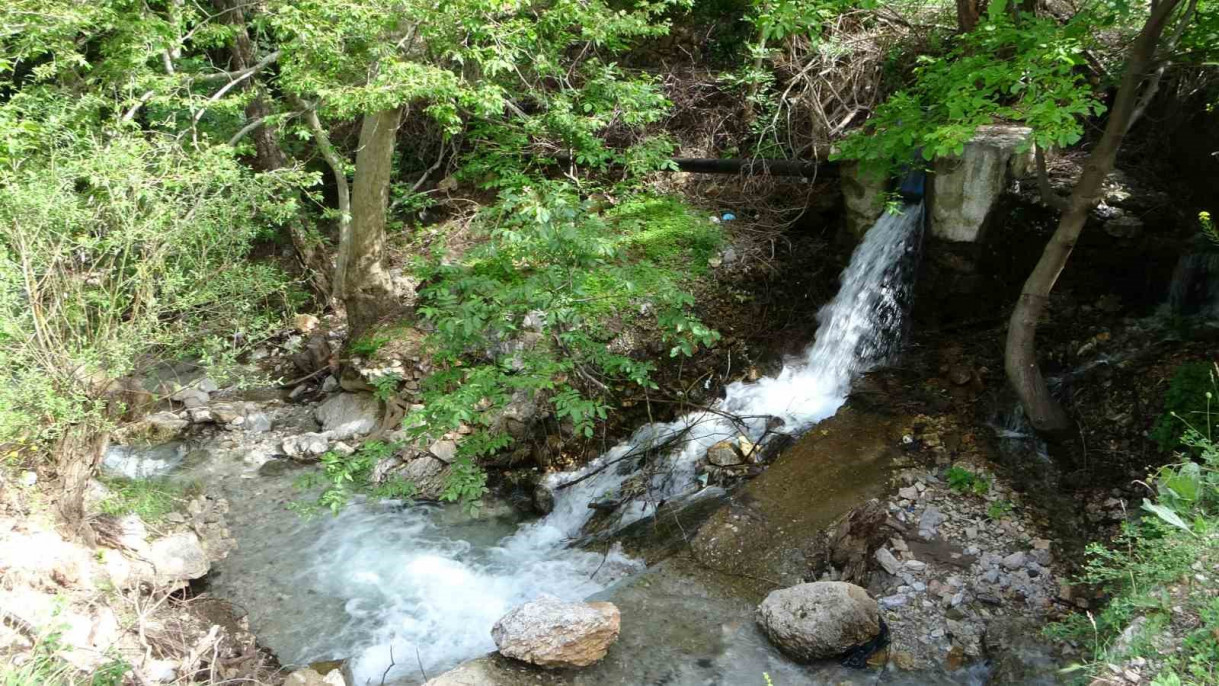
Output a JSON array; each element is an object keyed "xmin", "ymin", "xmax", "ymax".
[
  {"xmin": 880, "ymin": 594, "xmax": 908, "ymax": 609},
  {"xmin": 905, "ymin": 560, "xmax": 927, "ymax": 572},
  {"xmin": 876, "ymin": 548, "xmax": 902, "ymax": 575}
]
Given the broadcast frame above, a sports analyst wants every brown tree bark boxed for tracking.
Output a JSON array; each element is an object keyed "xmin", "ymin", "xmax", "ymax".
[
  {"xmin": 956, "ymin": 0, "xmax": 983, "ymax": 32},
  {"xmin": 343, "ymin": 108, "xmax": 405, "ymax": 339},
  {"xmin": 56, "ymin": 426, "xmax": 109, "ymax": 544},
  {"xmin": 1005, "ymin": 0, "xmax": 1189, "ymax": 433}
]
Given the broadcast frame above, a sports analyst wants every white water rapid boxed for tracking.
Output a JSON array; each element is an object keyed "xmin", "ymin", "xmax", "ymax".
[{"xmin": 203, "ymin": 202, "xmax": 925, "ymax": 684}]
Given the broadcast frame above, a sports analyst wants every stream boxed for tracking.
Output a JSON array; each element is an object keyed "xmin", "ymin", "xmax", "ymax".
[{"xmin": 110, "ymin": 203, "xmax": 996, "ymax": 684}]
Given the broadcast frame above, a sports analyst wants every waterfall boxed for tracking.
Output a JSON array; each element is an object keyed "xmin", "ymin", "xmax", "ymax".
[{"xmin": 274, "ymin": 202, "xmax": 925, "ymax": 684}]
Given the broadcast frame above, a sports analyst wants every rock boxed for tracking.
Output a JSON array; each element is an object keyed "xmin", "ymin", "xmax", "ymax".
[
  {"xmin": 316, "ymin": 393, "xmax": 381, "ymax": 440},
  {"xmin": 1104, "ymin": 214, "xmax": 1143, "ymax": 239},
  {"xmin": 285, "ymin": 668, "xmax": 345, "ymax": 686},
  {"xmin": 429, "ymin": 439, "xmax": 458, "ymax": 462},
  {"xmin": 147, "ymin": 532, "xmax": 209, "ymax": 583},
  {"xmin": 491, "ymin": 596, "xmax": 620, "ymax": 668},
  {"xmin": 171, "ymin": 387, "xmax": 210, "ymax": 407},
  {"xmin": 879, "ymin": 594, "xmax": 907, "ymax": 609},
  {"xmin": 898, "ymin": 486, "xmax": 919, "ymax": 500},
  {"xmin": 706, "ymin": 440, "xmax": 743, "ymax": 467},
  {"xmin": 321, "ymin": 375, "xmax": 339, "ymax": 393},
  {"xmin": 931, "ymin": 125, "xmax": 1033, "ymax": 243},
  {"xmin": 1001, "ymin": 551, "xmax": 1027, "ymax": 570},
  {"xmin": 143, "ymin": 659, "xmax": 179, "ymax": 683},
  {"xmin": 283, "ymin": 433, "xmax": 330, "ymax": 460},
  {"xmin": 756, "ymin": 581, "xmax": 881, "ymax": 662},
  {"xmin": 423, "ymin": 659, "xmax": 502, "ymax": 686},
  {"xmin": 210, "ymin": 403, "xmax": 243, "ymax": 424},
  {"xmin": 142, "ymin": 412, "xmax": 189, "ymax": 441},
  {"xmin": 533, "ymin": 485, "xmax": 555, "ymax": 515},
  {"xmin": 294, "ymin": 313, "xmax": 321, "ymax": 333},
  {"xmin": 875, "ymin": 548, "xmax": 901, "ymax": 576},
  {"xmin": 244, "ymin": 411, "xmax": 272, "ymax": 433},
  {"xmin": 918, "ymin": 506, "xmax": 945, "ymax": 538},
  {"xmin": 947, "ymin": 364, "xmax": 973, "ymax": 386},
  {"xmin": 186, "ymin": 407, "xmax": 214, "ymax": 424}
]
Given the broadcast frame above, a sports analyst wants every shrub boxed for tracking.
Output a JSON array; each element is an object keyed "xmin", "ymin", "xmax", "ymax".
[{"xmin": 1150, "ymin": 362, "xmax": 1218, "ymax": 452}]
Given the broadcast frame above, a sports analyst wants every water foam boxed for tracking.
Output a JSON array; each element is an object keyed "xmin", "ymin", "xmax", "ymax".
[{"xmin": 284, "ymin": 202, "xmax": 924, "ymax": 683}]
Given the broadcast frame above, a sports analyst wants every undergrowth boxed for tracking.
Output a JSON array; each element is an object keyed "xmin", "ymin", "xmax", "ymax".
[
  {"xmin": 96, "ymin": 477, "xmax": 191, "ymax": 523},
  {"xmin": 1051, "ymin": 369, "xmax": 1219, "ymax": 685}
]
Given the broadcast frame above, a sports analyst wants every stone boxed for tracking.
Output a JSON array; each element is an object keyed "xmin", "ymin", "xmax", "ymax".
[
  {"xmin": 898, "ymin": 486, "xmax": 919, "ymax": 500},
  {"xmin": 491, "ymin": 595, "xmax": 620, "ymax": 668},
  {"xmin": 198, "ymin": 377, "xmax": 219, "ymax": 393},
  {"xmin": 294, "ymin": 313, "xmax": 321, "ymax": 333},
  {"xmin": 918, "ymin": 506, "xmax": 945, "ymax": 537},
  {"xmin": 1104, "ymin": 215, "xmax": 1143, "ymax": 239},
  {"xmin": 244, "ymin": 411, "xmax": 272, "ymax": 433},
  {"xmin": 423, "ymin": 659, "xmax": 502, "ymax": 686},
  {"xmin": 875, "ymin": 548, "xmax": 901, "ymax": 575},
  {"xmin": 706, "ymin": 440, "xmax": 744, "ymax": 467},
  {"xmin": 879, "ymin": 594, "xmax": 907, "ymax": 609},
  {"xmin": 143, "ymin": 412, "xmax": 189, "ymax": 440},
  {"xmin": 147, "ymin": 532, "xmax": 209, "ymax": 583},
  {"xmin": 171, "ymin": 387, "xmax": 209, "ymax": 407},
  {"xmin": 315, "ymin": 393, "xmax": 381, "ymax": 440},
  {"xmin": 1001, "ymin": 552, "xmax": 1027, "ymax": 570},
  {"xmin": 186, "ymin": 407, "xmax": 214, "ymax": 424},
  {"xmin": 210, "ymin": 403, "xmax": 243, "ymax": 424},
  {"xmin": 285, "ymin": 668, "xmax": 345, "ymax": 686},
  {"xmin": 931, "ymin": 125, "xmax": 1033, "ymax": 242},
  {"xmin": 321, "ymin": 375, "xmax": 339, "ymax": 393},
  {"xmin": 429, "ymin": 439, "xmax": 459, "ymax": 462},
  {"xmin": 283, "ymin": 433, "xmax": 330, "ymax": 460},
  {"xmin": 756, "ymin": 582, "xmax": 881, "ymax": 662}
]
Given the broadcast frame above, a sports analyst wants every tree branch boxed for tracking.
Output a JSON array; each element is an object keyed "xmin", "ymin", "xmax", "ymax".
[
  {"xmin": 193, "ymin": 49, "xmax": 281, "ymax": 84},
  {"xmin": 295, "ymin": 97, "xmax": 352, "ymax": 299},
  {"xmin": 1126, "ymin": 0, "xmax": 1198, "ymax": 132}
]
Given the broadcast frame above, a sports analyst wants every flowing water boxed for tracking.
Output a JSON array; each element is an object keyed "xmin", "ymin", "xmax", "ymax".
[{"xmin": 160, "ymin": 203, "xmax": 928, "ymax": 684}]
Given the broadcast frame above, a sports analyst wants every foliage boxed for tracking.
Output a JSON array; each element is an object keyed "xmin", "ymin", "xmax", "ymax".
[
  {"xmin": 0, "ymin": 110, "xmax": 303, "ymax": 447},
  {"xmin": 294, "ymin": 440, "xmax": 411, "ymax": 515},
  {"xmin": 405, "ymin": 183, "xmax": 720, "ymax": 478},
  {"xmin": 97, "ymin": 477, "xmax": 188, "ymax": 523},
  {"xmin": 1150, "ymin": 362, "xmax": 1218, "ymax": 452},
  {"xmin": 1052, "ymin": 389, "xmax": 1219, "ymax": 684},
  {"xmin": 836, "ymin": 0, "xmax": 1108, "ymax": 174},
  {"xmin": 0, "ymin": 620, "xmax": 127, "ymax": 686},
  {"xmin": 945, "ymin": 466, "xmax": 990, "ymax": 495},
  {"xmin": 987, "ymin": 499, "xmax": 1013, "ymax": 520},
  {"xmin": 1201, "ymin": 212, "xmax": 1218, "ymax": 248}
]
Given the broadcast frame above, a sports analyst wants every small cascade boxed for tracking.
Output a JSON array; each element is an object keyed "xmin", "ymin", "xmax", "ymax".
[{"xmin": 209, "ymin": 202, "xmax": 926, "ymax": 685}]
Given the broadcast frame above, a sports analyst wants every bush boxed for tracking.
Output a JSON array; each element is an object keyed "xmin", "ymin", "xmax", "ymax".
[
  {"xmin": 0, "ymin": 114, "xmax": 306, "ymax": 449},
  {"xmin": 1150, "ymin": 362, "xmax": 1218, "ymax": 452}
]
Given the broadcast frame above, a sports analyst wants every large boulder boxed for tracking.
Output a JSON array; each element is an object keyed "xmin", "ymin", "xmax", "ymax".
[
  {"xmin": 315, "ymin": 393, "xmax": 381, "ymax": 440},
  {"xmin": 755, "ymin": 581, "xmax": 880, "ymax": 662},
  {"xmin": 491, "ymin": 595, "xmax": 620, "ymax": 668},
  {"xmin": 147, "ymin": 532, "xmax": 210, "ymax": 584}
]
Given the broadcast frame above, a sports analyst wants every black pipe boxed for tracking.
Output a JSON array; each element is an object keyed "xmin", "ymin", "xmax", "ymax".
[{"xmin": 553, "ymin": 155, "xmax": 838, "ymax": 178}]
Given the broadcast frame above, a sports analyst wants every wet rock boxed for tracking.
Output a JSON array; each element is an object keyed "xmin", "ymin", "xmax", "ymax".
[
  {"xmin": 142, "ymin": 412, "xmax": 189, "ymax": 441},
  {"xmin": 706, "ymin": 440, "xmax": 743, "ymax": 467},
  {"xmin": 756, "ymin": 581, "xmax": 881, "ymax": 662},
  {"xmin": 931, "ymin": 125, "xmax": 1033, "ymax": 243},
  {"xmin": 533, "ymin": 485, "xmax": 555, "ymax": 515},
  {"xmin": 1104, "ymin": 214, "xmax": 1143, "ymax": 239},
  {"xmin": 491, "ymin": 595, "xmax": 620, "ymax": 668},
  {"xmin": 244, "ymin": 411, "xmax": 272, "ymax": 433},
  {"xmin": 283, "ymin": 433, "xmax": 329, "ymax": 460},
  {"xmin": 396, "ymin": 454, "xmax": 451, "ymax": 499},
  {"xmin": 315, "ymin": 393, "xmax": 381, "ymax": 440}
]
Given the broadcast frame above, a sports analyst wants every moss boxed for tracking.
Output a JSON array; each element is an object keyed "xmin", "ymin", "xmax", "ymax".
[{"xmin": 97, "ymin": 477, "xmax": 189, "ymax": 523}]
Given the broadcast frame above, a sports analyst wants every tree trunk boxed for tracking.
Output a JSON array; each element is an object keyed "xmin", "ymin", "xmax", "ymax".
[
  {"xmin": 217, "ymin": 0, "xmax": 333, "ymax": 299},
  {"xmin": 1005, "ymin": 0, "xmax": 1187, "ymax": 433},
  {"xmin": 56, "ymin": 426, "xmax": 109, "ymax": 544},
  {"xmin": 956, "ymin": 0, "xmax": 983, "ymax": 32},
  {"xmin": 343, "ymin": 108, "xmax": 404, "ymax": 339}
]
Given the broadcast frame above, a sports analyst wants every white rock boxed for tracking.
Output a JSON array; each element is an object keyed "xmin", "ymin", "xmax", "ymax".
[
  {"xmin": 875, "ymin": 548, "xmax": 901, "ymax": 576},
  {"xmin": 756, "ymin": 581, "xmax": 881, "ymax": 662},
  {"xmin": 492, "ymin": 595, "xmax": 620, "ymax": 668},
  {"xmin": 283, "ymin": 433, "xmax": 330, "ymax": 460},
  {"xmin": 316, "ymin": 393, "xmax": 381, "ymax": 440}
]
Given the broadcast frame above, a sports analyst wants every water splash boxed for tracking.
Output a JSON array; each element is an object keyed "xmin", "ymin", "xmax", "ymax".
[{"xmin": 211, "ymin": 203, "xmax": 925, "ymax": 684}]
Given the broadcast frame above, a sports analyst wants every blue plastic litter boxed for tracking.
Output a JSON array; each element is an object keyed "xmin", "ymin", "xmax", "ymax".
[{"xmin": 721, "ymin": 212, "xmax": 736, "ymax": 222}]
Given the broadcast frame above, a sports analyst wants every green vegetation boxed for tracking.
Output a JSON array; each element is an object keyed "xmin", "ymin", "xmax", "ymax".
[
  {"xmin": 1151, "ymin": 362, "xmax": 1218, "ymax": 452},
  {"xmin": 0, "ymin": 625, "xmax": 127, "ymax": 686},
  {"xmin": 946, "ymin": 466, "xmax": 990, "ymax": 496},
  {"xmin": 292, "ymin": 441, "xmax": 418, "ymax": 515},
  {"xmin": 987, "ymin": 500, "xmax": 1013, "ymax": 520},
  {"xmin": 97, "ymin": 477, "xmax": 189, "ymax": 523},
  {"xmin": 1052, "ymin": 397, "xmax": 1219, "ymax": 685}
]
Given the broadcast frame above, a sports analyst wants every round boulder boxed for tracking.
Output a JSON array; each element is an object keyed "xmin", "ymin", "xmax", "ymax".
[
  {"xmin": 756, "ymin": 581, "xmax": 880, "ymax": 662},
  {"xmin": 491, "ymin": 595, "xmax": 620, "ymax": 668}
]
